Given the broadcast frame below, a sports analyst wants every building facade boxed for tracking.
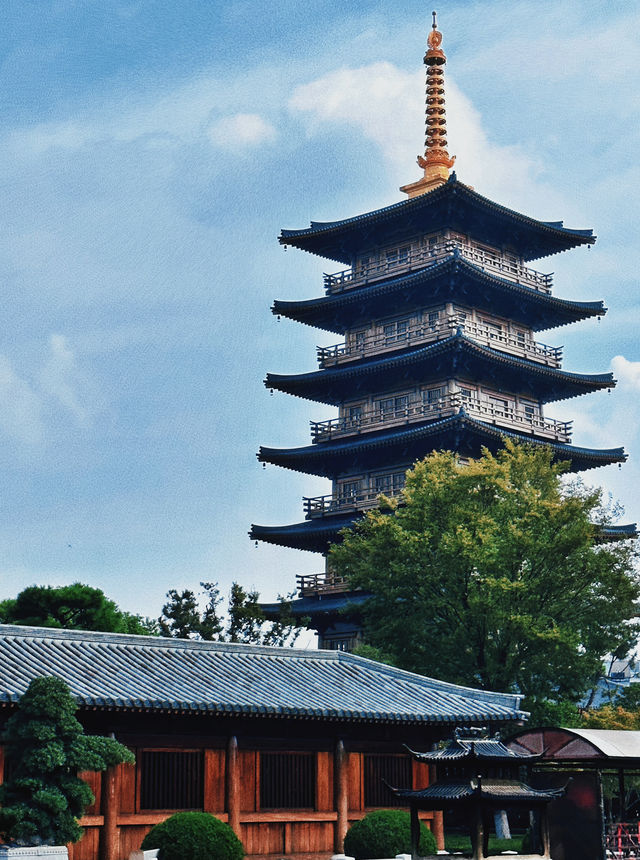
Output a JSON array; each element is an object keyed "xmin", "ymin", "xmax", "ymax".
[
  {"xmin": 0, "ymin": 625, "xmax": 526, "ymax": 859},
  {"xmin": 251, "ymin": 15, "xmax": 629, "ymax": 649}
]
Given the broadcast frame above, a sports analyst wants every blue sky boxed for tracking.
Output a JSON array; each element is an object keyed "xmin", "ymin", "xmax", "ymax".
[{"xmin": 1, "ymin": 0, "xmax": 639, "ymax": 623}]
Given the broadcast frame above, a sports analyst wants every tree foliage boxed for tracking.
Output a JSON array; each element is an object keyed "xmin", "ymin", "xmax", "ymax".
[
  {"xmin": 159, "ymin": 581, "xmax": 305, "ymax": 646},
  {"xmin": 0, "ymin": 676, "xmax": 134, "ymax": 846},
  {"xmin": 331, "ymin": 442, "xmax": 639, "ymax": 705},
  {"xmin": 0, "ymin": 583, "xmax": 156, "ymax": 635}
]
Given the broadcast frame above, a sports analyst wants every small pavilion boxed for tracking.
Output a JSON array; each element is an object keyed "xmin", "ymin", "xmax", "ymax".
[{"xmin": 390, "ymin": 728, "xmax": 565, "ymax": 860}]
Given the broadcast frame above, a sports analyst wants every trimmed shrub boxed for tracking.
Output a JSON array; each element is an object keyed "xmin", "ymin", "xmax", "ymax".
[
  {"xmin": 141, "ymin": 812, "xmax": 244, "ymax": 860},
  {"xmin": 344, "ymin": 809, "xmax": 437, "ymax": 859}
]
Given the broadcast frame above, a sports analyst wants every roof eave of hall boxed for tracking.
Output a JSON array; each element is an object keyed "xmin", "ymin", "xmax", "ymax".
[
  {"xmin": 265, "ymin": 332, "xmax": 616, "ymax": 405},
  {"xmin": 258, "ymin": 412, "xmax": 627, "ymax": 475},
  {"xmin": 272, "ymin": 254, "xmax": 607, "ymax": 334},
  {"xmin": 278, "ymin": 176, "xmax": 595, "ymax": 264}
]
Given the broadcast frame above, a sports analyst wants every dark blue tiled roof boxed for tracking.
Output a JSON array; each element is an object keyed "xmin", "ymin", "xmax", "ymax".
[
  {"xmin": 273, "ymin": 255, "xmax": 606, "ymax": 334},
  {"xmin": 265, "ymin": 332, "xmax": 615, "ymax": 406},
  {"xmin": 407, "ymin": 735, "xmax": 539, "ymax": 763},
  {"xmin": 279, "ymin": 178, "xmax": 594, "ymax": 264},
  {"xmin": 599, "ymin": 524, "xmax": 639, "ymax": 541},
  {"xmin": 0, "ymin": 625, "xmax": 525, "ymax": 725},
  {"xmin": 258, "ymin": 412, "xmax": 626, "ymax": 478},
  {"xmin": 393, "ymin": 779, "xmax": 565, "ymax": 805}
]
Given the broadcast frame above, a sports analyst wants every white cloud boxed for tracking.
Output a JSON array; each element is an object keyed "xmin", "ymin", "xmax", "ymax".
[
  {"xmin": 207, "ymin": 113, "xmax": 276, "ymax": 149},
  {"xmin": 0, "ymin": 356, "xmax": 44, "ymax": 447},
  {"xmin": 0, "ymin": 336, "xmax": 94, "ymax": 450},
  {"xmin": 288, "ymin": 61, "xmax": 544, "ymax": 207},
  {"xmin": 611, "ymin": 355, "xmax": 640, "ymax": 391},
  {"xmin": 39, "ymin": 334, "xmax": 91, "ymax": 427}
]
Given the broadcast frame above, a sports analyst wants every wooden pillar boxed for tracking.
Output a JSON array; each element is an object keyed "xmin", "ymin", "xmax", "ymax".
[
  {"xmin": 226, "ymin": 736, "xmax": 241, "ymax": 839},
  {"xmin": 540, "ymin": 807, "xmax": 551, "ymax": 860},
  {"xmin": 99, "ymin": 765, "xmax": 120, "ymax": 860},
  {"xmin": 472, "ymin": 806, "xmax": 485, "ymax": 860},
  {"xmin": 410, "ymin": 803, "xmax": 420, "ymax": 860},
  {"xmin": 334, "ymin": 739, "xmax": 348, "ymax": 853},
  {"xmin": 428, "ymin": 763, "xmax": 445, "ymax": 850}
]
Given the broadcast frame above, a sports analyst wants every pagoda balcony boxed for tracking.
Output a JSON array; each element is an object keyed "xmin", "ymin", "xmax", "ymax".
[
  {"xmin": 310, "ymin": 394, "xmax": 573, "ymax": 445},
  {"xmin": 323, "ymin": 239, "xmax": 553, "ymax": 295},
  {"xmin": 303, "ymin": 486, "xmax": 404, "ymax": 519},
  {"xmin": 317, "ymin": 316, "xmax": 563, "ymax": 368},
  {"xmin": 296, "ymin": 570, "xmax": 351, "ymax": 597}
]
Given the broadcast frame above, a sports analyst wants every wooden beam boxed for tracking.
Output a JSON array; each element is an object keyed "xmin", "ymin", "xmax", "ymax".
[
  {"xmin": 334, "ymin": 739, "xmax": 348, "ymax": 854},
  {"xmin": 226, "ymin": 736, "xmax": 241, "ymax": 839},
  {"xmin": 99, "ymin": 765, "xmax": 120, "ymax": 860}
]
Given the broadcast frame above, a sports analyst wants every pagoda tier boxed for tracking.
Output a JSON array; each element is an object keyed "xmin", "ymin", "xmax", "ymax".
[
  {"xmin": 266, "ymin": 333, "xmax": 615, "ymax": 405},
  {"xmin": 251, "ymin": 512, "xmax": 637, "ymax": 555},
  {"xmin": 257, "ymin": 412, "xmax": 626, "ymax": 477},
  {"xmin": 280, "ymin": 174, "xmax": 594, "ymax": 264},
  {"xmin": 273, "ymin": 253, "xmax": 606, "ymax": 334}
]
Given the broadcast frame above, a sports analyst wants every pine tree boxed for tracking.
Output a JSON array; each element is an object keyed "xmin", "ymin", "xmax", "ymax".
[{"xmin": 0, "ymin": 677, "xmax": 134, "ymax": 846}]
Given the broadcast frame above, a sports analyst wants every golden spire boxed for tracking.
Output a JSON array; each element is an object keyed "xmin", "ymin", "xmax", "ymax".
[{"xmin": 400, "ymin": 10, "xmax": 456, "ymax": 198}]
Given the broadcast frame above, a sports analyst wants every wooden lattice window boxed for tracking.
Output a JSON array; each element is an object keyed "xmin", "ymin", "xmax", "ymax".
[
  {"xmin": 139, "ymin": 749, "xmax": 204, "ymax": 811},
  {"xmin": 364, "ymin": 754, "xmax": 412, "ymax": 807},
  {"xmin": 260, "ymin": 751, "xmax": 315, "ymax": 809}
]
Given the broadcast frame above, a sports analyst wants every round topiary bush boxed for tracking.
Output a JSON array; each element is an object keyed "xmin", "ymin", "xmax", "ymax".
[
  {"xmin": 141, "ymin": 812, "xmax": 244, "ymax": 860},
  {"xmin": 343, "ymin": 809, "xmax": 437, "ymax": 859}
]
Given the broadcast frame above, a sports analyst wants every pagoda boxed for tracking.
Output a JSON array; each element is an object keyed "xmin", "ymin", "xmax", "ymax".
[
  {"xmin": 389, "ymin": 727, "xmax": 565, "ymax": 860},
  {"xmin": 251, "ymin": 13, "xmax": 629, "ymax": 649}
]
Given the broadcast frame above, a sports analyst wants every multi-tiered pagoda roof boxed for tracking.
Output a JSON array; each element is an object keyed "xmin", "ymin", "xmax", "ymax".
[{"xmin": 251, "ymin": 14, "xmax": 633, "ymax": 648}]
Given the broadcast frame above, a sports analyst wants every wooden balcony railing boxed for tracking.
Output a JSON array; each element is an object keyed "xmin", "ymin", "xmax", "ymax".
[
  {"xmin": 317, "ymin": 316, "xmax": 563, "ymax": 368},
  {"xmin": 323, "ymin": 240, "xmax": 553, "ymax": 295},
  {"xmin": 303, "ymin": 486, "xmax": 404, "ymax": 519},
  {"xmin": 310, "ymin": 394, "xmax": 572, "ymax": 445},
  {"xmin": 296, "ymin": 571, "xmax": 351, "ymax": 597}
]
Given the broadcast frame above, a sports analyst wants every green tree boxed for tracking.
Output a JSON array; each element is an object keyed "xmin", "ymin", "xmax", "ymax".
[
  {"xmin": 331, "ymin": 442, "xmax": 639, "ymax": 706},
  {"xmin": 159, "ymin": 582, "xmax": 223, "ymax": 640},
  {"xmin": 0, "ymin": 583, "xmax": 156, "ymax": 635},
  {"xmin": 0, "ymin": 676, "xmax": 134, "ymax": 846},
  {"xmin": 159, "ymin": 581, "xmax": 305, "ymax": 646}
]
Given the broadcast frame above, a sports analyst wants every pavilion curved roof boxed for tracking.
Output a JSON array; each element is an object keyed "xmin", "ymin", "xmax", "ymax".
[
  {"xmin": 257, "ymin": 411, "xmax": 626, "ymax": 478},
  {"xmin": 273, "ymin": 255, "xmax": 606, "ymax": 334},
  {"xmin": 279, "ymin": 175, "xmax": 594, "ymax": 264},
  {"xmin": 391, "ymin": 778, "xmax": 566, "ymax": 808},
  {"xmin": 266, "ymin": 332, "xmax": 615, "ymax": 406}
]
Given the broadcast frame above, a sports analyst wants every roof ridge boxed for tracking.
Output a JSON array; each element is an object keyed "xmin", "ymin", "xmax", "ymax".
[{"xmin": 0, "ymin": 623, "xmax": 338, "ymax": 660}]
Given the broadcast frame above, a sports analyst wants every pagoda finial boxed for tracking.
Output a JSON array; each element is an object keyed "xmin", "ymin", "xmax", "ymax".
[{"xmin": 400, "ymin": 10, "xmax": 456, "ymax": 198}]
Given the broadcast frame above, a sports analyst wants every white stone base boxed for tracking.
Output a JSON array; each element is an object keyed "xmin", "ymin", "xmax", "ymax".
[
  {"xmin": 0, "ymin": 848, "xmax": 68, "ymax": 860},
  {"xmin": 128, "ymin": 851, "xmax": 159, "ymax": 860}
]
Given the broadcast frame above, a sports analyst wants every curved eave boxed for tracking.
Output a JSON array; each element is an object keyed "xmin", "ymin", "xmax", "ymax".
[
  {"xmin": 260, "ymin": 592, "xmax": 370, "ymax": 621},
  {"xmin": 266, "ymin": 333, "xmax": 615, "ymax": 405},
  {"xmin": 258, "ymin": 413, "xmax": 626, "ymax": 477},
  {"xmin": 249, "ymin": 513, "xmax": 358, "ymax": 553},
  {"xmin": 273, "ymin": 255, "xmax": 606, "ymax": 335},
  {"xmin": 597, "ymin": 523, "xmax": 638, "ymax": 542},
  {"xmin": 279, "ymin": 177, "xmax": 594, "ymax": 264}
]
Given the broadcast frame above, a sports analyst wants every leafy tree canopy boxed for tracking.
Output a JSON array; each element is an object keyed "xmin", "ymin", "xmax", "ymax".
[
  {"xmin": 331, "ymin": 441, "xmax": 639, "ymax": 706},
  {"xmin": 0, "ymin": 676, "xmax": 134, "ymax": 846},
  {"xmin": 159, "ymin": 581, "xmax": 306, "ymax": 647},
  {"xmin": 0, "ymin": 583, "xmax": 157, "ymax": 635}
]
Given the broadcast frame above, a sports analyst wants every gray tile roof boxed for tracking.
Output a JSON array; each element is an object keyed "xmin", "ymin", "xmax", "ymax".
[{"xmin": 0, "ymin": 625, "xmax": 526, "ymax": 725}]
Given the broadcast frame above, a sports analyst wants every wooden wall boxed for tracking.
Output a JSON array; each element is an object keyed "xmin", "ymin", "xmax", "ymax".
[{"xmin": 1, "ymin": 734, "xmax": 443, "ymax": 859}]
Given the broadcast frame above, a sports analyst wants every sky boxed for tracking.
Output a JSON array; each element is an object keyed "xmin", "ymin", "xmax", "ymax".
[{"xmin": 0, "ymin": 0, "xmax": 639, "ymax": 624}]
